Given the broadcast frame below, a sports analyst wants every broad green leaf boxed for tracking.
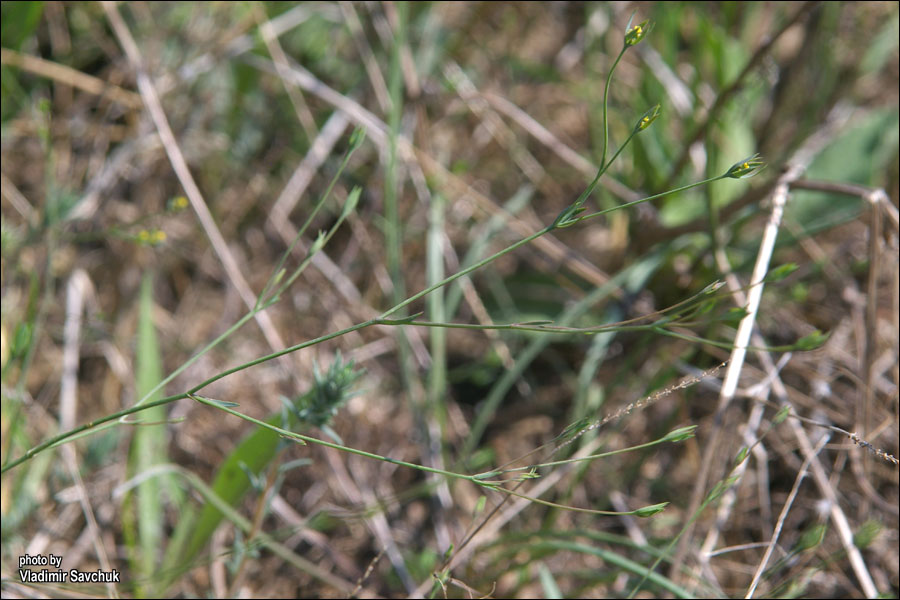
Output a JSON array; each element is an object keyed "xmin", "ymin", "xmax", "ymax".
[{"xmin": 166, "ymin": 406, "xmax": 299, "ymax": 573}]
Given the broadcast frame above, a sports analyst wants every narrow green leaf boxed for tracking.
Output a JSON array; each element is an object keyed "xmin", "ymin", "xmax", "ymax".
[
  {"xmin": 283, "ymin": 458, "xmax": 311, "ymax": 474},
  {"xmin": 794, "ymin": 329, "xmax": 830, "ymax": 351},
  {"xmin": 722, "ymin": 307, "xmax": 749, "ymax": 322},
  {"xmin": 706, "ymin": 475, "xmax": 740, "ymax": 503},
  {"xmin": 310, "ymin": 231, "xmax": 326, "ymax": 254},
  {"xmin": 341, "ymin": 187, "xmax": 362, "ymax": 218},
  {"xmin": 552, "ymin": 203, "xmax": 587, "ymax": 228},
  {"xmin": 774, "ymin": 405, "xmax": 791, "ymax": 424},
  {"xmin": 765, "ymin": 263, "xmax": 800, "ymax": 283},
  {"xmin": 530, "ymin": 539, "xmax": 693, "ymax": 598},
  {"xmin": 194, "ymin": 396, "xmax": 240, "ymax": 408},
  {"xmin": 474, "ymin": 496, "xmax": 486, "ymax": 517},
  {"xmin": 796, "ymin": 523, "xmax": 827, "ymax": 551},
  {"xmin": 379, "ymin": 311, "xmax": 424, "ymax": 325},
  {"xmin": 270, "ymin": 268, "xmax": 286, "ymax": 288},
  {"xmin": 11, "ymin": 321, "xmax": 32, "ymax": 360},
  {"xmin": 538, "ymin": 563, "xmax": 563, "ymax": 599},
  {"xmin": 553, "ymin": 417, "xmax": 592, "ymax": 443},
  {"xmin": 853, "ymin": 520, "xmax": 881, "ymax": 549}
]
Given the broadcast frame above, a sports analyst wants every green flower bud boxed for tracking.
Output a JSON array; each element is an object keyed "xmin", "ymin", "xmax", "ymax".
[
  {"xmin": 625, "ymin": 19, "xmax": 652, "ymax": 46},
  {"xmin": 724, "ymin": 154, "xmax": 765, "ymax": 179},
  {"xmin": 662, "ymin": 425, "xmax": 697, "ymax": 443},
  {"xmin": 634, "ymin": 104, "xmax": 661, "ymax": 133},
  {"xmin": 633, "ymin": 502, "xmax": 668, "ymax": 517},
  {"xmin": 348, "ymin": 126, "xmax": 367, "ymax": 151}
]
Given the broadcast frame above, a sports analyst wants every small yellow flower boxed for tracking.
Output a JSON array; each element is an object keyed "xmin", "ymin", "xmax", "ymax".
[
  {"xmin": 136, "ymin": 228, "xmax": 167, "ymax": 245},
  {"xmin": 168, "ymin": 195, "xmax": 189, "ymax": 211}
]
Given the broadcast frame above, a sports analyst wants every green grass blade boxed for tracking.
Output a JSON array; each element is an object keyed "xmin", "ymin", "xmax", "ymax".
[
  {"xmin": 123, "ymin": 272, "xmax": 168, "ymax": 597},
  {"xmin": 534, "ymin": 540, "xmax": 693, "ymax": 598}
]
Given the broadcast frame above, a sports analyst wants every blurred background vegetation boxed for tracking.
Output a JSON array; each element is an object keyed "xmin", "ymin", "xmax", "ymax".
[{"xmin": 1, "ymin": 1, "xmax": 898, "ymax": 598}]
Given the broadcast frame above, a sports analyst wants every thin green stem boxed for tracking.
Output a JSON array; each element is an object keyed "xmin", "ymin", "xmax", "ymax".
[
  {"xmin": 650, "ymin": 327, "xmax": 811, "ymax": 353},
  {"xmin": 492, "ymin": 432, "xmax": 687, "ymax": 474},
  {"xmin": 600, "ymin": 47, "xmax": 627, "ymax": 170},
  {"xmin": 566, "ymin": 175, "xmax": 727, "ymax": 228},
  {"xmin": 2, "ymin": 395, "xmax": 179, "ymax": 473},
  {"xmin": 184, "ymin": 320, "xmax": 374, "ymax": 396},
  {"xmin": 258, "ymin": 134, "xmax": 365, "ymax": 307},
  {"xmin": 488, "ymin": 484, "xmax": 660, "ymax": 517},
  {"xmin": 379, "ymin": 225, "xmax": 553, "ymax": 319},
  {"xmin": 183, "ymin": 395, "xmax": 666, "ymax": 519},
  {"xmin": 556, "ymin": 117, "xmax": 636, "ymax": 229},
  {"xmin": 378, "ymin": 317, "xmax": 795, "ymax": 354},
  {"xmin": 270, "ymin": 188, "xmax": 361, "ymax": 302},
  {"xmin": 129, "ymin": 189, "xmax": 359, "ymax": 412},
  {"xmin": 132, "ymin": 309, "xmax": 257, "ymax": 409},
  {"xmin": 576, "ymin": 127, "xmax": 637, "ymax": 210},
  {"xmin": 1, "ymin": 319, "xmax": 371, "ymax": 474},
  {"xmin": 3, "ymin": 171, "xmax": 729, "ymax": 474},
  {"xmin": 373, "ymin": 319, "xmax": 612, "ymax": 333},
  {"xmin": 603, "ymin": 128, "xmax": 637, "ymax": 179},
  {"xmin": 189, "ymin": 394, "xmax": 480, "ymax": 484}
]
